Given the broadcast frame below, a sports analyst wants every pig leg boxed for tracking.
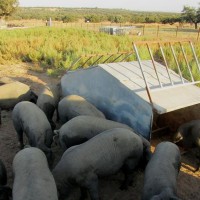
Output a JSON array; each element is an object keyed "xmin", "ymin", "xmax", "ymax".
[
  {"xmin": 18, "ymin": 133, "xmax": 24, "ymax": 149},
  {"xmin": 80, "ymin": 187, "xmax": 88, "ymax": 200},
  {"xmin": 120, "ymin": 158, "xmax": 139, "ymax": 190},
  {"xmin": 120, "ymin": 171, "xmax": 134, "ymax": 190},
  {"xmin": 80, "ymin": 173, "xmax": 99, "ymax": 200},
  {"xmin": 194, "ymin": 154, "xmax": 200, "ymax": 172},
  {"xmin": 0, "ymin": 185, "xmax": 12, "ymax": 200},
  {"xmin": 56, "ymin": 107, "xmax": 59, "ymax": 122},
  {"xmin": 15, "ymin": 127, "xmax": 24, "ymax": 149}
]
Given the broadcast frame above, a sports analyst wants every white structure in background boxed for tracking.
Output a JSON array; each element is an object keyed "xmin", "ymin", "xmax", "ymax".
[
  {"xmin": 99, "ymin": 26, "xmax": 135, "ymax": 35},
  {"xmin": 46, "ymin": 17, "xmax": 52, "ymax": 27}
]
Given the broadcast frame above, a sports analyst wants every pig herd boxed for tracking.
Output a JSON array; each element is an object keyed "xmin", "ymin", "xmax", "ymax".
[{"xmin": 0, "ymin": 80, "xmax": 200, "ymax": 200}]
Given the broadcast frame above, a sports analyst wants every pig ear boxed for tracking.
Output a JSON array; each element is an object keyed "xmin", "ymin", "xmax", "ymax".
[
  {"xmin": 53, "ymin": 134, "xmax": 59, "ymax": 146},
  {"xmin": 53, "ymin": 130, "xmax": 59, "ymax": 136}
]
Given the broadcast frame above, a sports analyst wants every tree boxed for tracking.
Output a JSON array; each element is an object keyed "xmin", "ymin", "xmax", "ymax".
[
  {"xmin": 181, "ymin": 6, "xmax": 200, "ymax": 29},
  {"xmin": 62, "ymin": 15, "xmax": 78, "ymax": 23},
  {"xmin": 108, "ymin": 15, "xmax": 125, "ymax": 23},
  {"xmin": 161, "ymin": 17, "xmax": 182, "ymax": 25},
  {"xmin": 0, "ymin": 0, "xmax": 18, "ymax": 18},
  {"xmin": 84, "ymin": 15, "xmax": 104, "ymax": 23}
]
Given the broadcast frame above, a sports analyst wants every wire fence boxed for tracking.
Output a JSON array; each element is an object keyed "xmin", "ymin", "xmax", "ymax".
[
  {"xmin": 52, "ymin": 22, "xmax": 200, "ymax": 40},
  {"xmin": 6, "ymin": 20, "xmax": 200, "ymax": 40}
]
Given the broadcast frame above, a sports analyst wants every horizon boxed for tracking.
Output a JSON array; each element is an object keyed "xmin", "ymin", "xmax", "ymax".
[
  {"xmin": 18, "ymin": 6, "xmax": 181, "ymax": 14},
  {"xmin": 18, "ymin": 0, "xmax": 200, "ymax": 13}
]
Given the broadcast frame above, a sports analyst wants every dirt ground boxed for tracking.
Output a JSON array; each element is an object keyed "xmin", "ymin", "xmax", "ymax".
[{"xmin": 0, "ymin": 64, "xmax": 199, "ymax": 200}]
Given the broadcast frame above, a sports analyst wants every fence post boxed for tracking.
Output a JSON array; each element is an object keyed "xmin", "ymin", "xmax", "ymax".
[
  {"xmin": 176, "ymin": 26, "xmax": 179, "ymax": 37},
  {"xmin": 143, "ymin": 25, "xmax": 145, "ymax": 35},
  {"xmin": 157, "ymin": 25, "xmax": 159, "ymax": 37},
  {"xmin": 197, "ymin": 28, "xmax": 200, "ymax": 41}
]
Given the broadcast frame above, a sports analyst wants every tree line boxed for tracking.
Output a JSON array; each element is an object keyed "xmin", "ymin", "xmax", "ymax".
[
  {"xmin": 1, "ymin": 0, "xmax": 200, "ymax": 29},
  {"xmin": 10, "ymin": 7, "xmax": 180, "ymax": 24}
]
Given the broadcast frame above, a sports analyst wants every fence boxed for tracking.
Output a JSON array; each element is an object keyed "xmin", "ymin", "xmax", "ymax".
[
  {"xmin": 6, "ymin": 20, "xmax": 200, "ymax": 40},
  {"xmin": 68, "ymin": 51, "xmax": 134, "ymax": 71},
  {"xmin": 52, "ymin": 22, "xmax": 200, "ymax": 40},
  {"xmin": 132, "ymin": 40, "xmax": 200, "ymax": 104}
]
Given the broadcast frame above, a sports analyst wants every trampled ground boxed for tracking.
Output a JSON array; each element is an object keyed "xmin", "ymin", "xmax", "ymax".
[{"xmin": 0, "ymin": 64, "xmax": 199, "ymax": 200}]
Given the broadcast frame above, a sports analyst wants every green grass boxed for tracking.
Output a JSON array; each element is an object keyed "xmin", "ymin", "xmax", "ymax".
[
  {"xmin": 0, "ymin": 27, "xmax": 133, "ymax": 69},
  {"xmin": 0, "ymin": 26, "xmax": 200, "ymax": 77}
]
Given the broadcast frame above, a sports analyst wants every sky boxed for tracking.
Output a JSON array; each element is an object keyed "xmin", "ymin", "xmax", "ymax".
[{"xmin": 19, "ymin": 0, "xmax": 200, "ymax": 13}]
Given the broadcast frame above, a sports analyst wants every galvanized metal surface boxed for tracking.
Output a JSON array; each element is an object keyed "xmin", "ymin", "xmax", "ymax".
[
  {"xmin": 98, "ymin": 60, "xmax": 200, "ymax": 114},
  {"xmin": 62, "ymin": 40, "xmax": 200, "ymax": 139},
  {"xmin": 61, "ymin": 66, "xmax": 153, "ymax": 140},
  {"xmin": 132, "ymin": 41, "xmax": 200, "ymax": 113}
]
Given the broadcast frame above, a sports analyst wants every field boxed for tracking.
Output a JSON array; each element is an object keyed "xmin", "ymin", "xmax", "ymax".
[
  {"xmin": 0, "ymin": 63, "xmax": 199, "ymax": 200},
  {"xmin": 0, "ymin": 65, "xmax": 200, "ymax": 200},
  {"xmin": 0, "ymin": 20, "xmax": 200, "ymax": 75},
  {"xmin": 0, "ymin": 19, "xmax": 200, "ymax": 199}
]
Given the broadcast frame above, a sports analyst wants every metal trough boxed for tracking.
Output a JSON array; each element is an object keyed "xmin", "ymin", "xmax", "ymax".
[{"xmin": 61, "ymin": 41, "xmax": 200, "ymax": 140}]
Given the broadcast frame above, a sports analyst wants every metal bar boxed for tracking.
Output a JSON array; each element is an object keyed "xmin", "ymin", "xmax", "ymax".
[
  {"xmin": 134, "ymin": 40, "xmax": 189, "ymax": 46},
  {"xmin": 80, "ymin": 56, "xmax": 93, "ymax": 68},
  {"xmin": 102, "ymin": 54, "xmax": 115, "ymax": 63},
  {"xmin": 90, "ymin": 55, "xmax": 104, "ymax": 66},
  {"xmin": 68, "ymin": 57, "xmax": 82, "ymax": 71},
  {"xmin": 158, "ymin": 43, "xmax": 174, "ymax": 85},
  {"xmin": 69, "ymin": 51, "xmax": 135, "ymax": 69},
  {"xmin": 189, "ymin": 41, "xmax": 200, "ymax": 73},
  {"xmin": 145, "ymin": 86, "xmax": 154, "ymax": 109},
  {"xmin": 146, "ymin": 43, "xmax": 163, "ymax": 88},
  {"xmin": 111, "ymin": 54, "xmax": 124, "ymax": 62},
  {"xmin": 151, "ymin": 80, "xmax": 200, "ymax": 92},
  {"xmin": 80, "ymin": 51, "xmax": 131, "ymax": 58},
  {"xmin": 133, "ymin": 43, "xmax": 154, "ymax": 105},
  {"xmin": 179, "ymin": 42, "xmax": 194, "ymax": 82},
  {"xmin": 119, "ymin": 52, "xmax": 133, "ymax": 62},
  {"xmin": 152, "ymin": 126, "xmax": 169, "ymax": 134},
  {"xmin": 169, "ymin": 43, "xmax": 184, "ymax": 84}
]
